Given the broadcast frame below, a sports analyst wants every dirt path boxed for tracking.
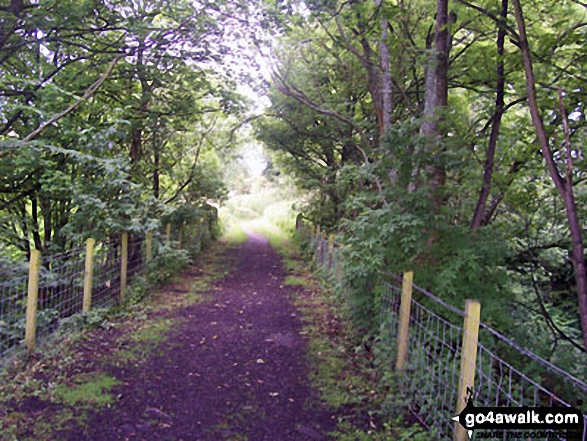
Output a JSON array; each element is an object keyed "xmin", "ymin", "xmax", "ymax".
[{"xmin": 66, "ymin": 235, "xmax": 334, "ymax": 440}]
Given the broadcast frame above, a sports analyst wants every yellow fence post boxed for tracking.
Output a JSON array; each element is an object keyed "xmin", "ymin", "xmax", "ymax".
[
  {"xmin": 82, "ymin": 238, "xmax": 95, "ymax": 313},
  {"xmin": 395, "ymin": 271, "xmax": 414, "ymax": 371},
  {"xmin": 166, "ymin": 223, "xmax": 171, "ymax": 245},
  {"xmin": 146, "ymin": 231, "xmax": 153, "ymax": 262},
  {"xmin": 120, "ymin": 232, "xmax": 128, "ymax": 303},
  {"xmin": 25, "ymin": 249, "xmax": 41, "ymax": 351},
  {"xmin": 454, "ymin": 299, "xmax": 481, "ymax": 441},
  {"xmin": 178, "ymin": 224, "xmax": 183, "ymax": 249}
]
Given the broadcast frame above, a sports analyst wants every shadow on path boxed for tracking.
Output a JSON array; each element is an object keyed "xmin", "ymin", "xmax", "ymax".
[{"xmin": 67, "ymin": 235, "xmax": 333, "ymax": 440}]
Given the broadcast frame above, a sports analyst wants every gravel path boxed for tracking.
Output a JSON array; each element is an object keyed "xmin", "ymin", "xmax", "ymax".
[{"xmin": 66, "ymin": 235, "xmax": 334, "ymax": 440}]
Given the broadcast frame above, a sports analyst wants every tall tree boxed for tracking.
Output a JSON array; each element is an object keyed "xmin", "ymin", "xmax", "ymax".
[
  {"xmin": 470, "ymin": 0, "xmax": 508, "ymax": 229},
  {"xmin": 418, "ymin": 0, "xmax": 452, "ymax": 211},
  {"xmin": 512, "ymin": 0, "xmax": 587, "ymax": 349}
]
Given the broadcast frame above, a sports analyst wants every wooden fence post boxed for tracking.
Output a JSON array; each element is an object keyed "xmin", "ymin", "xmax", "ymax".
[
  {"xmin": 395, "ymin": 271, "xmax": 414, "ymax": 371},
  {"xmin": 25, "ymin": 249, "xmax": 41, "ymax": 351},
  {"xmin": 296, "ymin": 213, "xmax": 303, "ymax": 231},
  {"xmin": 166, "ymin": 223, "xmax": 171, "ymax": 245},
  {"xmin": 146, "ymin": 231, "xmax": 153, "ymax": 262},
  {"xmin": 120, "ymin": 232, "xmax": 128, "ymax": 303},
  {"xmin": 82, "ymin": 238, "xmax": 95, "ymax": 313},
  {"xmin": 454, "ymin": 300, "xmax": 481, "ymax": 441}
]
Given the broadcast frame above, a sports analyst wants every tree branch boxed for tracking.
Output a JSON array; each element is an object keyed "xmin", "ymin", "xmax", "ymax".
[
  {"xmin": 23, "ymin": 55, "xmax": 122, "ymax": 142},
  {"xmin": 272, "ymin": 70, "xmax": 388, "ymax": 203}
]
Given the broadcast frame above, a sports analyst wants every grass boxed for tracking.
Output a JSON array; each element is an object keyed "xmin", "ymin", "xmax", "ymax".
[
  {"xmin": 0, "ymin": 235, "xmax": 233, "ymax": 441},
  {"xmin": 54, "ymin": 373, "xmax": 120, "ymax": 406},
  {"xmin": 219, "ymin": 179, "xmax": 299, "ymax": 254},
  {"xmin": 220, "ymin": 221, "xmax": 249, "ymax": 244},
  {"xmin": 283, "ymin": 275, "xmax": 312, "ymax": 288},
  {"xmin": 286, "ymin": 236, "xmax": 431, "ymax": 440},
  {"xmin": 130, "ymin": 317, "xmax": 172, "ymax": 343}
]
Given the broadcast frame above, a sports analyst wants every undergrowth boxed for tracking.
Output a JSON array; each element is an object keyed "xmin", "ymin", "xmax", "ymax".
[
  {"xmin": 0, "ymin": 238, "xmax": 229, "ymax": 440},
  {"xmin": 286, "ymin": 232, "xmax": 430, "ymax": 440}
]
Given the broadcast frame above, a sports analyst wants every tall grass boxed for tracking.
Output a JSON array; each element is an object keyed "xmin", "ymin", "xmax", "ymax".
[{"xmin": 219, "ymin": 178, "xmax": 298, "ymax": 251}]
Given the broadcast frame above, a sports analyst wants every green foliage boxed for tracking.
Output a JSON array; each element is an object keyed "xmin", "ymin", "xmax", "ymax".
[
  {"xmin": 146, "ymin": 244, "xmax": 191, "ymax": 286},
  {"xmin": 53, "ymin": 374, "xmax": 120, "ymax": 407},
  {"xmin": 338, "ymin": 199, "xmax": 427, "ymax": 330},
  {"xmin": 59, "ymin": 308, "xmax": 113, "ymax": 333},
  {"xmin": 283, "ymin": 275, "xmax": 312, "ymax": 287}
]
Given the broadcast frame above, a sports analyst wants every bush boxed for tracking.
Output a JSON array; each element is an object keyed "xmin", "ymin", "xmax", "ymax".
[{"xmin": 146, "ymin": 244, "xmax": 191, "ymax": 285}]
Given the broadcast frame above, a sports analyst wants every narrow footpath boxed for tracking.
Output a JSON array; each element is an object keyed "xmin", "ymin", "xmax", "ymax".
[{"xmin": 67, "ymin": 235, "xmax": 334, "ymax": 440}]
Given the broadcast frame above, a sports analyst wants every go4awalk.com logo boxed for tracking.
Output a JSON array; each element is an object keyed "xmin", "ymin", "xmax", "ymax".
[{"xmin": 452, "ymin": 390, "xmax": 584, "ymax": 440}]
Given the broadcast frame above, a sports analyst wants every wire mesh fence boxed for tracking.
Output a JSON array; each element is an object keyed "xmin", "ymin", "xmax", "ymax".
[
  {"xmin": 92, "ymin": 237, "xmax": 123, "ymax": 310},
  {"xmin": 36, "ymin": 246, "xmax": 87, "ymax": 342},
  {"xmin": 0, "ymin": 208, "xmax": 218, "ymax": 364},
  {"xmin": 0, "ymin": 275, "xmax": 28, "ymax": 359},
  {"xmin": 299, "ymin": 219, "xmax": 587, "ymax": 441}
]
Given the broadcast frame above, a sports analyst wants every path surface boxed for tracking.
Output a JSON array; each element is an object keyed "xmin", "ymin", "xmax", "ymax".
[{"xmin": 71, "ymin": 235, "xmax": 334, "ymax": 440}]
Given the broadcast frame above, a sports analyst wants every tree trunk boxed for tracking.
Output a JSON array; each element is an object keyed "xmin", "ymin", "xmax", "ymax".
[
  {"xmin": 130, "ymin": 40, "xmax": 150, "ymax": 171},
  {"xmin": 359, "ymin": 38, "xmax": 384, "ymax": 134},
  {"xmin": 420, "ymin": 0, "xmax": 450, "ymax": 210},
  {"xmin": 376, "ymin": 0, "xmax": 393, "ymax": 135},
  {"xmin": 153, "ymin": 139, "xmax": 160, "ymax": 199},
  {"xmin": 512, "ymin": 0, "xmax": 587, "ymax": 349},
  {"xmin": 31, "ymin": 195, "xmax": 42, "ymax": 252},
  {"xmin": 471, "ymin": 0, "xmax": 507, "ymax": 230}
]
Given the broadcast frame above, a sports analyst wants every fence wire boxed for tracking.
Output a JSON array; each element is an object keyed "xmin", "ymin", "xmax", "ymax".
[
  {"xmin": 128, "ymin": 235, "xmax": 146, "ymax": 280},
  {"xmin": 473, "ymin": 327, "xmax": 587, "ymax": 440},
  {"xmin": 300, "ymin": 221, "xmax": 587, "ymax": 441},
  {"xmin": 92, "ymin": 237, "xmax": 122, "ymax": 310},
  {"xmin": 0, "ymin": 275, "xmax": 27, "ymax": 359},
  {"xmin": 36, "ymin": 246, "xmax": 87, "ymax": 342},
  {"xmin": 0, "ymin": 210, "xmax": 217, "ymax": 363}
]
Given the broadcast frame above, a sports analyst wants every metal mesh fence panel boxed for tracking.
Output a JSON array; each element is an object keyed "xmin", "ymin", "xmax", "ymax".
[
  {"xmin": 127, "ymin": 235, "xmax": 145, "ymax": 281},
  {"xmin": 0, "ymin": 276, "xmax": 27, "ymax": 359},
  {"xmin": 473, "ymin": 326, "xmax": 587, "ymax": 440},
  {"xmin": 380, "ymin": 277, "xmax": 463, "ymax": 439},
  {"xmin": 0, "ymin": 210, "xmax": 217, "ymax": 365},
  {"xmin": 299, "ymin": 219, "xmax": 587, "ymax": 441},
  {"xmin": 92, "ymin": 238, "xmax": 121, "ymax": 309},
  {"xmin": 36, "ymin": 247, "xmax": 86, "ymax": 342}
]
